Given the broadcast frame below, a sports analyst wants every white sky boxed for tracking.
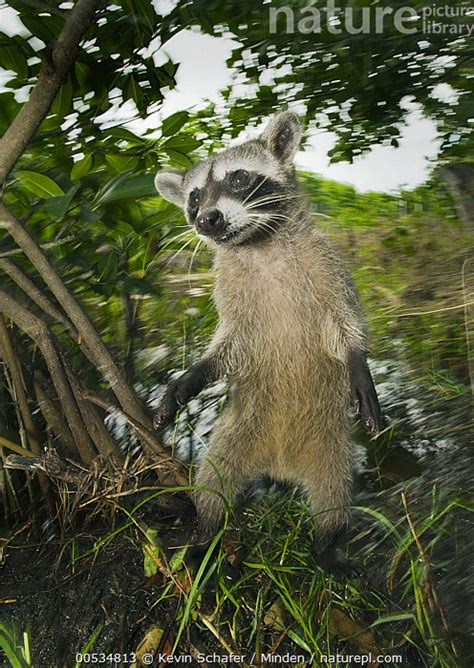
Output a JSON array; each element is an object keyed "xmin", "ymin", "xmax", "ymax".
[{"xmin": 0, "ymin": 2, "xmax": 444, "ymax": 193}]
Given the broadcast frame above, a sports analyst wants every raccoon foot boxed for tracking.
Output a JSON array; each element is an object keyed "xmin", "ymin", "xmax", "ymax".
[
  {"xmin": 311, "ymin": 532, "xmax": 366, "ymax": 580},
  {"xmin": 183, "ymin": 532, "xmax": 219, "ymax": 574},
  {"xmin": 185, "ymin": 533, "xmax": 244, "ymax": 583},
  {"xmin": 312, "ymin": 543, "xmax": 366, "ymax": 580}
]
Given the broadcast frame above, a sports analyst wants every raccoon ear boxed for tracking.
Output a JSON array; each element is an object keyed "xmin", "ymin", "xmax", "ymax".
[
  {"xmin": 154, "ymin": 171, "xmax": 184, "ymax": 206},
  {"xmin": 261, "ymin": 111, "xmax": 302, "ymax": 164}
]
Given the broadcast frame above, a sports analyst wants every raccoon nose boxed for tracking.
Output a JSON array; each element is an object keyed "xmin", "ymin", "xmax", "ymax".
[{"xmin": 196, "ymin": 208, "xmax": 225, "ymax": 236}]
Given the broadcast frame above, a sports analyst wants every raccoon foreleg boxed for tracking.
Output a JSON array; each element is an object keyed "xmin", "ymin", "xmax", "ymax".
[
  {"xmin": 348, "ymin": 348, "xmax": 382, "ymax": 435},
  {"xmin": 153, "ymin": 357, "xmax": 219, "ymax": 429}
]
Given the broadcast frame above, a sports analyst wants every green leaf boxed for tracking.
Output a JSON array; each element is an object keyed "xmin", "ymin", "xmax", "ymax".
[
  {"xmin": 123, "ymin": 275, "xmax": 159, "ymax": 296},
  {"xmin": 16, "ymin": 171, "xmax": 65, "ymax": 198},
  {"xmin": 74, "ymin": 61, "xmax": 91, "ymax": 91},
  {"xmin": 370, "ymin": 613, "xmax": 414, "ymax": 627},
  {"xmin": 71, "ymin": 155, "xmax": 93, "ymax": 181},
  {"xmin": 155, "ymin": 60, "xmax": 178, "ymax": 88},
  {"xmin": 97, "ymin": 251, "xmax": 119, "ymax": 282},
  {"xmin": 20, "ymin": 13, "xmax": 63, "ymax": 43},
  {"xmin": 105, "ymin": 154, "xmax": 139, "ymax": 173},
  {"xmin": 126, "ymin": 0, "xmax": 156, "ymax": 32},
  {"xmin": 125, "ymin": 74, "xmax": 144, "ymax": 107},
  {"xmin": 161, "ymin": 135, "xmax": 200, "ymax": 152},
  {"xmin": 162, "ymin": 149, "xmax": 193, "ymax": 169},
  {"xmin": 161, "ymin": 111, "xmax": 189, "ymax": 136},
  {"xmin": 0, "ymin": 43, "xmax": 28, "ymax": 80},
  {"xmin": 169, "ymin": 546, "xmax": 187, "ymax": 574},
  {"xmin": 51, "ymin": 74, "xmax": 73, "ymax": 122},
  {"xmin": 142, "ymin": 528, "xmax": 160, "ymax": 577},
  {"xmin": 44, "ymin": 185, "xmax": 79, "ymax": 222},
  {"xmin": 94, "ymin": 173, "xmax": 156, "ymax": 208},
  {"xmin": 106, "ymin": 127, "xmax": 143, "ymax": 144},
  {"xmin": 0, "ymin": 92, "xmax": 21, "ymax": 134}
]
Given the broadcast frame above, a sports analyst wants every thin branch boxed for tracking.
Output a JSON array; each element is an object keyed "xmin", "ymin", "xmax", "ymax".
[
  {"xmin": 0, "ymin": 235, "xmax": 76, "ymax": 259},
  {"xmin": 0, "ymin": 289, "xmax": 97, "ymax": 464},
  {"xmin": 63, "ymin": 358, "xmax": 124, "ymax": 463},
  {"xmin": 0, "ymin": 436, "xmax": 36, "ymax": 458},
  {"xmin": 0, "ymin": 0, "xmax": 103, "ymax": 186},
  {"xmin": 0, "ymin": 315, "xmax": 41, "ymax": 454},
  {"xmin": 81, "ymin": 391, "xmax": 189, "ymax": 487},
  {"xmin": 34, "ymin": 371, "xmax": 77, "ymax": 455},
  {"xmin": 4, "ymin": 451, "xmax": 86, "ymax": 485},
  {"xmin": 0, "ymin": 258, "xmax": 72, "ymax": 329}
]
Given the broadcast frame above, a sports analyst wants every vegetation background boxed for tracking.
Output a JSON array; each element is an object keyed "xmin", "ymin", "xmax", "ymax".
[{"xmin": 0, "ymin": 1, "xmax": 472, "ymax": 667}]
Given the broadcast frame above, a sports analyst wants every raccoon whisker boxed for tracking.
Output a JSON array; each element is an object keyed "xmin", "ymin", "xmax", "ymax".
[
  {"xmin": 165, "ymin": 236, "xmax": 197, "ymax": 266},
  {"xmin": 245, "ymin": 216, "xmax": 278, "ymax": 236},
  {"xmin": 187, "ymin": 238, "xmax": 203, "ymax": 285},
  {"xmin": 247, "ymin": 211, "xmax": 288, "ymax": 225},
  {"xmin": 244, "ymin": 193, "xmax": 300, "ymax": 210},
  {"xmin": 250, "ymin": 209, "xmax": 295, "ymax": 225},
  {"xmin": 242, "ymin": 175, "xmax": 269, "ymax": 205},
  {"xmin": 245, "ymin": 194, "xmax": 292, "ymax": 207},
  {"xmin": 244, "ymin": 213, "xmax": 294, "ymax": 237},
  {"xmin": 159, "ymin": 229, "xmax": 195, "ymax": 254},
  {"xmin": 264, "ymin": 212, "xmax": 294, "ymax": 223}
]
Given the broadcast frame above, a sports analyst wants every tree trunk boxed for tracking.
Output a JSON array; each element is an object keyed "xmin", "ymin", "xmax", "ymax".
[{"xmin": 438, "ymin": 162, "xmax": 474, "ymax": 231}]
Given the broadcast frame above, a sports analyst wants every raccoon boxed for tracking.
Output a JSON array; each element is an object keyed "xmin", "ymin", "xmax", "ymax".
[{"xmin": 154, "ymin": 111, "xmax": 381, "ymax": 562}]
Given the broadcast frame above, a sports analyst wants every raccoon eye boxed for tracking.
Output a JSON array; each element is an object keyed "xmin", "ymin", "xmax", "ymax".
[
  {"xmin": 188, "ymin": 188, "xmax": 200, "ymax": 215},
  {"xmin": 228, "ymin": 170, "xmax": 251, "ymax": 192}
]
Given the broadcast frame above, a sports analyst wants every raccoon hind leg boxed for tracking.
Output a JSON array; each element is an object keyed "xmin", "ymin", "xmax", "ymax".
[
  {"xmin": 192, "ymin": 409, "xmax": 260, "ymax": 546},
  {"xmin": 299, "ymin": 436, "xmax": 356, "ymax": 575}
]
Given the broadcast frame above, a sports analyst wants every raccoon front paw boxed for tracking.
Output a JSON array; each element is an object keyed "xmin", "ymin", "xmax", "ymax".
[
  {"xmin": 353, "ymin": 388, "xmax": 382, "ymax": 435},
  {"xmin": 153, "ymin": 388, "xmax": 180, "ymax": 429},
  {"xmin": 349, "ymin": 349, "xmax": 382, "ymax": 436}
]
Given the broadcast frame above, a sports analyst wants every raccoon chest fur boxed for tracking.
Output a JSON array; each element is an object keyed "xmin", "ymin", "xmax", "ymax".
[{"xmin": 212, "ymin": 240, "xmax": 337, "ymax": 374}]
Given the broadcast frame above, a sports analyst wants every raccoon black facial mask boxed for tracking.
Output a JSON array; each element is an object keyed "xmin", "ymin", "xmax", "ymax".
[
  {"xmin": 154, "ymin": 111, "xmax": 382, "ymax": 569},
  {"xmin": 155, "ymin": 111, "xmax": 302, "ymax": 246}
]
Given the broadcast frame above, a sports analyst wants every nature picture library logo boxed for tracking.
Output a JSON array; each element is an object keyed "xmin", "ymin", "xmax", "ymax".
[{"xmin": 269, "ymin": 1, "xmax": 474, "ymax": 36}]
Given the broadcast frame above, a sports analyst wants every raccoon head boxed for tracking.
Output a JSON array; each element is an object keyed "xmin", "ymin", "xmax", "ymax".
[{"xmin": 155, "ymin": 111, "xmax": 302, "ymax": 246}]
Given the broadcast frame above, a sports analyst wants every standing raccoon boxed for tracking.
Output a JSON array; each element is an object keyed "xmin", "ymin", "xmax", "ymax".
[{"xmin": 154, "ymin": 111, "xmax": 381, "ymax": 562}]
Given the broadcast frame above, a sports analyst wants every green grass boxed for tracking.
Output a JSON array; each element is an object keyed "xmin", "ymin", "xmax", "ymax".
[
  {"xmin": 3, "ymin": 452, "xmax": 470, "ymax": 666},
  {"xmin": 56, "ymin": 480, "xmax": 467, "ymax": 667},
  {"xmin": 0, "ymin": 623, "xmax": 31, "ymax": 667}
]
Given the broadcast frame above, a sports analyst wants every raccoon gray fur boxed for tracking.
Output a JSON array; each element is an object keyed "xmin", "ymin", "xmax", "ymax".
[{"xmin": 154, "ymin": 111, "xmax": 381, "ymax": 558}]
